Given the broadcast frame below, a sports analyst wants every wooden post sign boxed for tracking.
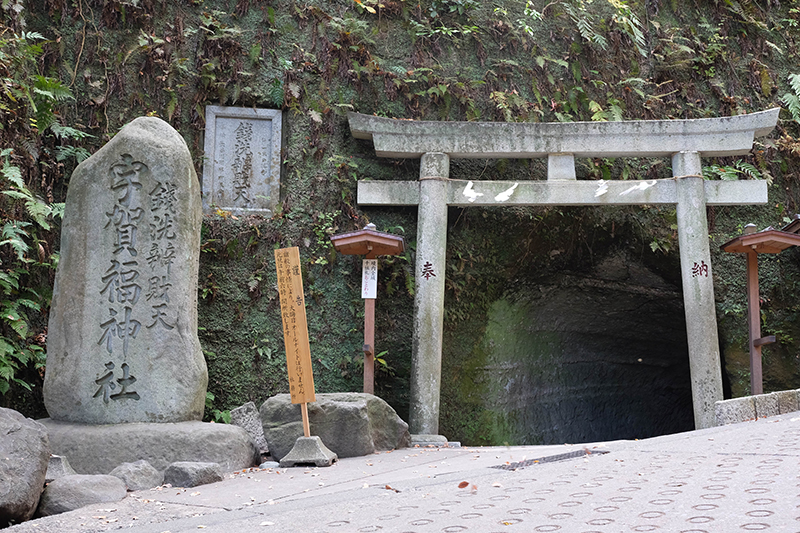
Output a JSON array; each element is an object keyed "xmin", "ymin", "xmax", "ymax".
[
  {"xmin": 329, "ymin": 225, "xmax": 404, "ymax": 395},
  {"xmin": 274, "ymin": 247, "xmax": 315, "ymax": 437}
]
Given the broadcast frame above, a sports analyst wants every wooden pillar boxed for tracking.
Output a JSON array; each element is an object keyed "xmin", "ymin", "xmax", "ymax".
[
  {"xmin": 746, "ymin": 250, "xmax": 763, "ymax": 395},
  {"xmin": 363, "ymin": 297, "xmax": 376, "ymax": 395}
]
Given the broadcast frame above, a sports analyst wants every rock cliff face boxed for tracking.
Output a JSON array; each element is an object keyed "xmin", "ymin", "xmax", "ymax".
[{"xmin": 449, "ymin": 251, "xmax": 694, "ymax": 445}]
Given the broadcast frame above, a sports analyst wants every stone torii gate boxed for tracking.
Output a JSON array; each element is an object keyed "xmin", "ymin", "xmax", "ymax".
[{"xmin": 348, "ymin": 108, "xmax": 780, "ymax": 434}]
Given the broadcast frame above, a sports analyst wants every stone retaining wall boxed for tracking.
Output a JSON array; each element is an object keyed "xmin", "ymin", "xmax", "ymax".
[{"xmin": 715, "ymin": 390, "xmax": 800, "ymax": 426}]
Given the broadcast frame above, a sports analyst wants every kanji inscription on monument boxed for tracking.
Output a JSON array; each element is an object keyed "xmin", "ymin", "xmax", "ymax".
[
  {"xmin": 202, "ymin": 106, "xmax": 282, "ymax": 216},
  {"xmin": 274, "ymin": 247, "xmax": 316, "ymax": 405},
  {"xmin": 44, "ymin": 117, "xmax": 208, "ymax": 424}
]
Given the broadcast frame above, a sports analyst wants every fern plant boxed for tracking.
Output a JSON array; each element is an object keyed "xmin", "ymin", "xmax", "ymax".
[
  {"xmin": 516, "ymin": 0, "xmax": 647, "ymax": 56},
  {"xmin": 0, "ymin": 11, "xmax": 82, "ymax": 397},
  {"xmin": 781, "ymin": 73, "xmax": 800, "ymax": 124},
  {"xmin": 702, "ymin": 160, "xmax": 763, "ymax": 181},
  {"xmin": 0, "ymin": 150, "xmax": 61, "ymax": 394}
]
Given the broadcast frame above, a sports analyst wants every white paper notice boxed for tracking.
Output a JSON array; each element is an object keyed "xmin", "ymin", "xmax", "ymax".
[{"xmin": 362, "ymin": 259, "xmax": 378, "ymax": 299}]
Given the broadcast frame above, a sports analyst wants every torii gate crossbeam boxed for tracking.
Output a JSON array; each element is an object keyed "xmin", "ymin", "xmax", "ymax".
[{"xmin": 349, "ymin": 109, "xmax": 780, "ymax": 434}]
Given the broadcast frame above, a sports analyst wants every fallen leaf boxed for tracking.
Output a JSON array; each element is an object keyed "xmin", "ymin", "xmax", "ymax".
[
  {"xmin": 191, "ymin": 492, "xmax": 200, "ymax": 496},
  {"xmin": 458, "ymin": 481, "xmax": 469, "ymax": 489},
  {"xmin": 384, "ymin": 484, "xmax": 400, "ymax": 493}
]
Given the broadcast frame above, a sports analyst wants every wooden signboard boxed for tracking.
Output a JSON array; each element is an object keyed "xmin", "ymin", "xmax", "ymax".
[{"xmin": 274, "ymin": 247, "xmax": 316, "ymax": 408}]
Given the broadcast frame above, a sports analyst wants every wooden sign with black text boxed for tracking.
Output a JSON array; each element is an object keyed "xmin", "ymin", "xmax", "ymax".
[{"xmin": 274, "ymin": 247, "xmax": 316, "ymax": 405}]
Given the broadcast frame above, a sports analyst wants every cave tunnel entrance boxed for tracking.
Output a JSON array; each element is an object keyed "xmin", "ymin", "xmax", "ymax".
[{"xmin": 471, "ymin": 250, "xmax": 695, "ymax": 445}]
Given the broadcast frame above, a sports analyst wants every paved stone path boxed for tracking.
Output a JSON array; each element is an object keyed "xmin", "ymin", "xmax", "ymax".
[{"xmin": 10, "ymin": 412, "xmax": 800, "ymax": 532}]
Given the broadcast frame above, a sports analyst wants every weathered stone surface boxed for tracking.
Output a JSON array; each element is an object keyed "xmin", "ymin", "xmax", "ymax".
[
  {"xmin": 279, "ymin": 437, "xmax": 337, "ymax": 468},
  {"xmin": 358, "ymin": 179, "xmax": 769, "ymax": 208},
  {"xmin": 163, "ymin": 462, "xmax": 223, "ymax": 488},
  {"xmin": 44, "ymin": 116, "xmax": 207, "ymax": 424},
  {"xmin": 40, "ymin": 419, "xmax": 259, "ymax": 474},
  {"xmin": 230, "ymin": 401, "xmax": 269, "ymax": 452},
  {"xmin": 773, "ymin": 390, "xmax": 799, "ymax": 414},
  {"xmin": 0, "ymin": 408, "xmax": 50, "ymax": 527},
  {"xmin": 410, "ymin": 434, "xmax": 448, "ymax": 447},
  {"xmin": 36, "ymin": 475, "xmax": 126, "ymax": 517},
  {"xmin": 260, "ymin": 393, "xmax": 410, "ymax": 461},
  {"xmin": 410, "ymin": 153, "xmax": 449, "ymax": 435},
  {"xmin": 45, "ymin": 455, "xmax": 76, "ymax": 484},
  {"xmin": 348, "ymin": 109, "xmax": 779, "ymax": 159},
  {"xmin": 755, "ymin": 392, "xmax": 780, "ymax": 419},
  {"xmin": 202, "ymin": 106, "xmax": 282, "ymax": 216},
  {"xmin": 109, "ymin": 460, "xmax": 163, "ymax": 491},
  {"xmin": 715, "ymin": 397, "xmax": 757, "ymax": 426}
]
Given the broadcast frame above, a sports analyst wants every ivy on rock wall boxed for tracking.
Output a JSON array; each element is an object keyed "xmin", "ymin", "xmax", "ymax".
[{"xmin": 3, "ymin": 0, "xmax": 800, "ymax": 443}]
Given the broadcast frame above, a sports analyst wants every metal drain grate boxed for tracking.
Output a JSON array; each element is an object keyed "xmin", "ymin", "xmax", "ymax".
[{"xmin": 491, "ymin": 449, "xmax": 609, "ymax": 470}]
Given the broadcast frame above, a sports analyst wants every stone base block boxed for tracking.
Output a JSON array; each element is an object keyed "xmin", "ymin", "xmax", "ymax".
[
  {"xmin": 715, "ymin": 397, "xmax": 756, "ymax": 426},
  {"xmin": 411, "ymin": 434, "xmax": 447, "ymax": 445},
  {"xmin": 410, "ymin": 434, "xmax": 460, "ymax": 447},
  {"xmin": 39, "ymin": 419, "xmax": 259, "ymax": 474},
  {"xmin": 771, "ymin": 390, "xmax": 799, "ymax": 415},
  {"xmin": 279, "ymin": 437, "xmax": 337, "ymax": 468},
  {"xmin": 755, "ymin": 393, "xmax": 780, "ymax": 419}
]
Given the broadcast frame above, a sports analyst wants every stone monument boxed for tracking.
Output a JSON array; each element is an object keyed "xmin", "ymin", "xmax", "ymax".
[
  {"xmin": 45, "ymin": 117, "xmax": 207, "ymax": 424},
  {"xmin": 202, "ymin": 106, "xmax": 282, "ymax": 216},
  {"xmin": 41, "ymin": 117, "xmax": 258, "ymax": 475}
]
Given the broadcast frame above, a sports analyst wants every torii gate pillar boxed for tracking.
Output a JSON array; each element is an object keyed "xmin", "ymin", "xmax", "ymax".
[
  {"xmin": 411, "ymin": 153, "xmax": 450, "ymax": 434},
  {"xmin": 673, "ymin": 151, "xmax": 723, "ymax": 429}
]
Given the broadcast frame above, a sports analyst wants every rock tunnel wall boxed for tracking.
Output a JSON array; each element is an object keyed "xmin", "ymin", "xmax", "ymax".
[{"xmin": 442, "ymin": 251, "xmax": 695, "ymax": 445}]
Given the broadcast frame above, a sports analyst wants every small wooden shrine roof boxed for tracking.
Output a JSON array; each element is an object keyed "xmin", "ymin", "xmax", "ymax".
[
  {"xmin": 330, "ymin": 225, "xmax": 404, "ymax": 257},
  {"xmin": 721, "ymin": 215, "xmax": 800, "ymax": 254}
]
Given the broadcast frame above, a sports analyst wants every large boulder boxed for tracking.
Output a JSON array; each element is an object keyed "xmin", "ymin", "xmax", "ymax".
[
  {"xmin": 260, "ymin": 393, "xmax": 410, "ymax": 461},
  {"xmin": 44, "ymin": 116, "xmax": 207, "ymax": 424},
  {"xmin": 0, "ymin": 408, "xmax": 50, "ymax": 527},
  {"xmin": 36, "ymin": 475, "xmax": 127, "ymax": 517},
  {"xmin": 40, "ymin": 419, "xmax": 259, "ymax": 474}
]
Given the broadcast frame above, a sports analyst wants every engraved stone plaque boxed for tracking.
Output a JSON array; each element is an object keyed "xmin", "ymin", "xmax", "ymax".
[
  {"xmin": 44, "ymin": 117, "xmax": 207, "ymax": 424},
  {"xmin": 202, "ymin": 106, "xmax": 282, "ymax": 216}
]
